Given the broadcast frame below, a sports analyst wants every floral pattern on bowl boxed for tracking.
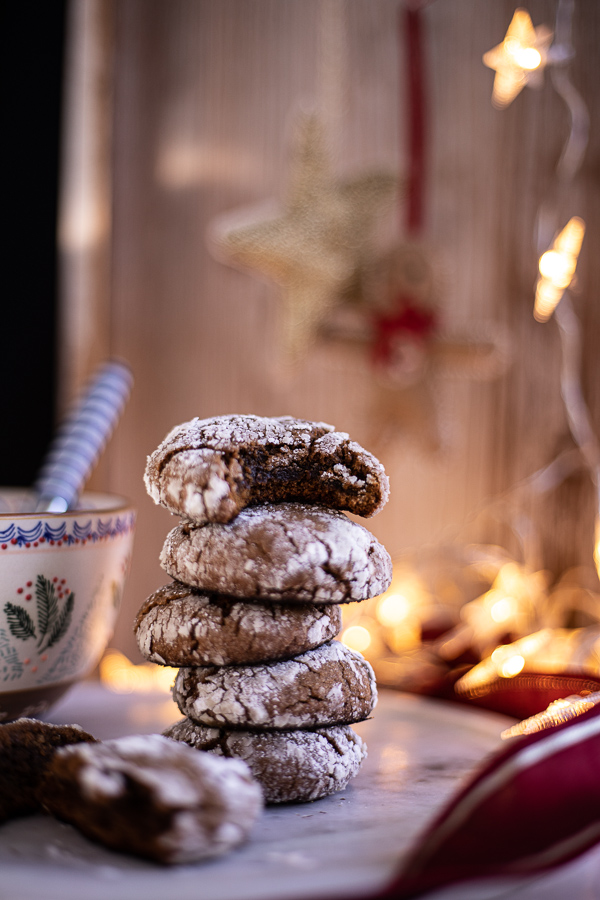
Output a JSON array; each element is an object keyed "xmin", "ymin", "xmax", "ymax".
[{"xmin": 0, "ymin": 490, "xmax": 135, "ymax": 720}]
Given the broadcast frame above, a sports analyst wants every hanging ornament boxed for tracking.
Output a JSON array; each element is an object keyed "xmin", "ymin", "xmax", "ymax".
[
  {"xmin": 321, "ymin": 239, "xmax": 506, "ymax": 450},
  {"xmin": 483, "ymin": 8, "xmax": 553, "ymax": 108},
  {"xmin": 333, "ymin": 3, "xmax": 508, "ymax": 450},
  {"xmin": 208, "ymin": 3, "xmax": 506, "ymax": 449},
  {"xmin": 209, "ymin": 113, "xmax": 397, "ymax": 368}
]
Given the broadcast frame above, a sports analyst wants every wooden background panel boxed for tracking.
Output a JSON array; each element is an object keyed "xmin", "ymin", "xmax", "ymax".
[{"xmin": 61, "ymin": 0, "xmax": 600, "ymax": 659}]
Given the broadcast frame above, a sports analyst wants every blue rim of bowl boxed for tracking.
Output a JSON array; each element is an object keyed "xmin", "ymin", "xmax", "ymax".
[{"xmin": 0, "ymin": 491, "xmax": 135, "ymax": 548}]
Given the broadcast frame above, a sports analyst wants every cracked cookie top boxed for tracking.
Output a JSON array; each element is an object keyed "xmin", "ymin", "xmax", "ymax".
[
  {"xmin": 160, "ymin": 503, "xmax": 392, "ymax": 604},
  {"xmin": 164, "ymin": 719, "xmax": 367, "ymax": 805},
  {"xmin": 135, "ymin": 582, "xmax": 342, "ymax": 667},
  {"xmin": 173, "ymin": 640, "xmax": 377, "ymax": 730},
  {"xmin": 39, "ymin": 734, "xmax": 262, "ymax": 864},
  {"xmin": 144, "ymin": 415, "xmax": 389, "ymax": 525}
]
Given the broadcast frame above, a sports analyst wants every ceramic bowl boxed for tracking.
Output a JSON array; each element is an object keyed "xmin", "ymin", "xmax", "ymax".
[{"xmin": 0, "ymin": 489, "xmax": 135, "ymax": 721}]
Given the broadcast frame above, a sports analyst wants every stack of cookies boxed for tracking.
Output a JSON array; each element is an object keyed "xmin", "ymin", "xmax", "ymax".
[{"xmin": 136, "ymin": 415, "xmax": 392, "ymax": 804}]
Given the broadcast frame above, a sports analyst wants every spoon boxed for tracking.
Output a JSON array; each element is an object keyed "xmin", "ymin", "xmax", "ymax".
[{"xmin": 32, "ymin": 360, "xmax": 133, "ymax": 512}]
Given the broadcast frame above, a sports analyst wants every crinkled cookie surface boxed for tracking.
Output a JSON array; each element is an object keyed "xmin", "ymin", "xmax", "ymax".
[
  {"xmin": 173, "ymin": 640, "xmax": 377, "ymax": 730},
  {"xmin": 144, "ymin": 415, "xmax": 389, "ymax": 524},
  {"xmin": 40, "ymin": 734, "xmax": 262, "ymax": 864},
  {"xmin": 135, "ymin": 582, "xmax": 342, "ymax": 667},
  {"xmin": 165, "ymin": 719, "xmax": 367, "ymax": 804},
  {"xmin": 160, "ymin": 503, "xmax": 392, "ymax": 604}
]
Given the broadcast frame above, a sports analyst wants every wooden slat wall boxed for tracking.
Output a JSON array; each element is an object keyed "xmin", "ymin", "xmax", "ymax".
[{"xmin": 60, "ymin": 0, "xmax": 600, "ymax": 660}]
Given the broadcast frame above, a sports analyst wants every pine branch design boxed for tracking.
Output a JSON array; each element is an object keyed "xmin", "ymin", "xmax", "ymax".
[
  {"xmin": 4, "ymin": 575, "xmax": 75, "ymax": 655},
  {"xmin": 41, "ymin": 592, "xmax": 75, "ymax": 652},
  {"xmin": 4, "ymin": 602, "xmax": 37, "ymax": 641},
  {"xmin": 36, "ymin": 575, "xmax": 59, "ymax": 647}
]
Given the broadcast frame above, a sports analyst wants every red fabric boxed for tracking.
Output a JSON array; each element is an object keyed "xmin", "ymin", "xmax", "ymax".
[{"xmin": 375, "ymin": 701, "xmax": 600, "ymax": 898}]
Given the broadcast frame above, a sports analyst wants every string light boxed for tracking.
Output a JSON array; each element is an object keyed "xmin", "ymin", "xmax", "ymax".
[
  {"xmin": 534, "ymin": 217, "xmax": 585, "ymax": 322},
  {"xmin": 99, "ymin": 648, "xmax": 176, "ymax": 694},
  {"xmin": 486, "ymin": 3, "xmax": 598, "ymax": 582},
  {"xmin": 483, "ymin": 9, "xmax": 553, "ymax": 108},
  {"xmin": 339, "ymin": 5, "xmax": 597, "ymax": 691},
  {"xmin": 341, "ymin": 624, "xmax": 373, "ymax": 653}
]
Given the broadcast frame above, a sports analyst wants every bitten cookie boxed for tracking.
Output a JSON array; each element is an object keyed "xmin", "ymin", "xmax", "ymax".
[
  {"xmin": 0, "ymin": 718, "xmax": 97, "ymax": 822},
  {"xmin": 173, "ymin": 640, "xmax": 377, "ymax": 730},
  {"xmin": 144, "ymin": 415, "xmax": 389, "ymax": 524},
  {"xmin": 164, "ymin": 719, "xmax": 367, "ymax": 805},
  {"xmin": 39, "ymin": 734, "xmax": 262, "ymax": 864},
  {"xmin": 135, "ymin": 582, "xmax": 342, "ymax": 667},
  {"xmin": 160, "ymin": 503, "xmax": 392, "ymax": 604}
]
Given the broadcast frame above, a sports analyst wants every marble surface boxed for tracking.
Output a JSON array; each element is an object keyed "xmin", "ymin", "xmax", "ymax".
[{"xmin": 0, "ymin": 684, "xmax": 598, "ymax": 900}]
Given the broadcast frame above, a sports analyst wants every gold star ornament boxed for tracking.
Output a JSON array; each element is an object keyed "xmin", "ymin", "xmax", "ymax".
[
  {"xmin": 483, "ymin": 8, "xmax": 553, "ymax": 108},
  {"xmin": 208, "ymin": 113, "xmax": 397, "ymax": 367}
]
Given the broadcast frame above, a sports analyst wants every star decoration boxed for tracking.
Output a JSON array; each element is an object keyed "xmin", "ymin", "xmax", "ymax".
[
  {"xmin": 483, "ymin": 9, "xmax": 553, "ymax": 108},
  {"xmin": 534, "ymin": 216, "xmax": 586, "ymax": 322},
  {"xmin": 208, "ymin": 113, "xmax": 397, "ymax": 367}
]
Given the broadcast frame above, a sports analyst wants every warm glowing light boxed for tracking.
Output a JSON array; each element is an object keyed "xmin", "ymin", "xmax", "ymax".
[
  {"xmin": 490, "ymin": 596, "xmax": 514, "ymax": 623},
  {"xmin": 341, "ymin": 625, "xmax": 372, "ymax": 653},
  {"xmin": 100, "ymin": 649, "xmax": 176, "ymax": 694},
  {"xmin": 495, "ymin": 562, "xmax": 533, "ymax": 597},
  {"xmin": 505, "ymin": 42, "xmax": 541, "ymax": 70},
  {"xmin": 534, "ymin": 217, "xmax": 585, "ymax": 321},
  {"xmin": 377, "ymin": 593, "xmax": 411, "ymax": 627},
  {"xmin": 595, "ymin": 520, "xmax": 600, "ymax": 580},
  {"xmin": 549, "ymin": 698, "xmax": 572, "ymax": 711},
  {"xmin": 456, "ymin": 630, "xmax": 556, "ymax": 697},
  {"xmin": 539, "ymin": 250, "xmax": 572, "ymax": 287},
  {"xmin": 502, "ymin": 691, "xmax": 600, "ymax": 738},
  {"xmin": 499, "ymin": 654, "xmax": 525, "ymax": 678},
  {"xmin": 483, "ymin": 9, "xmax": 553, "ymax": 108},
  {"xmin": 491, "ymin": 645, "xmax": 508, "ymax": 664}
]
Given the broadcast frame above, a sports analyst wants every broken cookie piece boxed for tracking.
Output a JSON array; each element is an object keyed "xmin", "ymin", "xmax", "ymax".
[
  {"xmin": 165, "ymin": 719, "xmax": 367, "ymax": 805},
  {"xmin": 144, "ymin": 415, "xmax": 389, "ymax": 524},
  {"xmin": 173, "ymin": 640, "xmax": 377, "ymax": 730},
  {"xmin": 135, "ymin": 582, "xmax": 342, "ymax": 667},
  {"xmin": 0, "ymin": 718, "xmax": 97, "ymax": 822},
  {"xmin": 39, "ymin": 733, "xmax": 262, "ymax": 864},
  {"xmin": 160, "ymin": 503, "xmax": 392, "ymax": 604}
]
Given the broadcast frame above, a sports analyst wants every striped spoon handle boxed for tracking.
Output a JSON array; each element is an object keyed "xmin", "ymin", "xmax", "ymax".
[{"xmin": 33, "ymin": 360, "xmax": 133, "ymax": 512}]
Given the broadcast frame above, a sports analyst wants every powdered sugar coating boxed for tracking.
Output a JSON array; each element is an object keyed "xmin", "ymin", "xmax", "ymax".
[
  {"xmin": 173, "ymin": 640, "xmax": 377, "ymax": 729},
  {"xmin": 135, "ymin": 582, "xmax": 342, "ymax": 667},
  {"xmin": 165, "ymin": 720, "xmax": 367, "ymax": 804},
  {"xmin": 160, "ymin": 503, "xmax": 392, "ymax": 604},
  {"xmin": 41, "ymin": 734, "xmax": 262, "ymax": 864},
  {"xmin": 144, "ymin": 415, "xmax": 389, "ymax": 524}
]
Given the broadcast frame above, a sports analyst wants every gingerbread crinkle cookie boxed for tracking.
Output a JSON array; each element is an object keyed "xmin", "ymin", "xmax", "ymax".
[
  {"xmin": 144, "ymin": 415, "xmax": 389, "ymax": 524},
  {"xmin": 135, "ymin": 582, "xmax": 342, "ymax": 667},
  {"xmin": 164, "ymin": 719, "xmax": 367, "ymax": 805},
  {"xmin": 39, "ymin": 734, "xmax": 262, "ymax": 864},
  {"xmin": 160, "ymin": 503, "xmax": 392, "ymax": 604},
  {"xmin": 173, "ymin": 640, "xmax": 377, "ymax": 730}
]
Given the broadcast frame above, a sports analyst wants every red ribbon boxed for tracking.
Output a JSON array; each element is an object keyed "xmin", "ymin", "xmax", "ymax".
[
  {"xmin": 403, "ymin": 5, "xmax": 428, "ymax": 235},
  {"xmin": 372, "ymin": 297, "xmax": 437, "ymax": 364}
]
